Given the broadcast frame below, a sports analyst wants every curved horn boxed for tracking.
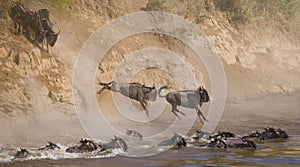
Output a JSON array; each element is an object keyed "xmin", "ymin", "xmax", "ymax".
[
  {"xmin": 56, "ymin": 30, "xmax": 60, "ymax": 35},
  {"xmin": 113, "ymin": 135, "xmax": 117, "ymax": 139}
]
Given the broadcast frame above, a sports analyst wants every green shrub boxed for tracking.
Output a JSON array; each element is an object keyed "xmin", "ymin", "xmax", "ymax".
[{"xmin": 213, "ymin": 0, "xmax": 300, "ymax": 27}]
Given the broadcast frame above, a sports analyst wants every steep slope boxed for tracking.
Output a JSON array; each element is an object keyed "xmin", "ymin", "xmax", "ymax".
[{"xmin": 0, "ymin": 0, "xmax": 299, "ymax": 138}]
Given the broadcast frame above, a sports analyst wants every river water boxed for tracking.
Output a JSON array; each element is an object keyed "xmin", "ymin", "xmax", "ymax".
[{"xmin": 1, "ymin": 92, "xmax": 299, "ymax": 166}]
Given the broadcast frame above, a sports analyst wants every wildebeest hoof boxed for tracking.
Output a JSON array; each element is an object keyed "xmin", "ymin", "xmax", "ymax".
[{"xmin": 145, "ymin": 110, "xmax": 149, "ymax": 117}]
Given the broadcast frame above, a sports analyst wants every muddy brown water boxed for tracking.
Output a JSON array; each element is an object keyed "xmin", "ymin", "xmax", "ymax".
[{"xmin": 1, "ymin": 91, "xmax": 300, "ymax": 166}]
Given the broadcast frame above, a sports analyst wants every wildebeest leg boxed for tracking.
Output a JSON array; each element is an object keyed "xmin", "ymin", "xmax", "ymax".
[
  {"xmin": 195, "ymin": 107, "xmax": 208, "ymax": 123},
  {"xmin": 14, "ymin": 21, "xmax": 21, "ymax": 35},
  {"xmin": 97, "ymin": 86, "xmax": 111, "ymax": 94},
  {"xmin": 175, "ymin": 108, "xmax": 185, "ymax": 116},
  {"xmin": 46, "ymin": 43, "xmax": 49, "ymax": 53},
  {"xmin": 171, "ymin": 104, "xmax": 181, "ymax": 119},
  {"xmin": 139, "ymin": 100, "xmax": 149, "ymax": 117},
  {"xmin": 14, "ymin": 21, "xmax": 18, "ymax": 34}
]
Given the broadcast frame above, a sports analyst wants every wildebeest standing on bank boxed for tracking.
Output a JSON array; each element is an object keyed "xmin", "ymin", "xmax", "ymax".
[
  {"xmin": 36, "ymin": 8, "xmax": 60, "ymax": 52},
  {"xmin": 44, "ymin": 26, "xmax": 60, "ymax": 52},
  {"xmin": 97, "ymin": 81, "xmax": 157, "ymax": 117},
  {"xmin": 159, "ymin": 85, "xmax": 210, "ymax": 123},
  {"xmin": 9, "ymin": 4, "xmax": 60, "ymax": 52},
  {"xmin": 9, "ymin": 4, "xmax": 34, "ymax": 34},
  {"xmin": 24, "ymin": 8, "xmax": 60, "ymax": 52}
]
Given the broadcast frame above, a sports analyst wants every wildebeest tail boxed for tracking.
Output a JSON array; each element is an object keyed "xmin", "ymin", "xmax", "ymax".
[
  {"xmin": 98, "ymin": 81, "xmax": 113, "ymax": 86},
  {"xmin": 158, "ymin": 85, "xmax": 169, "ymax": 97}
]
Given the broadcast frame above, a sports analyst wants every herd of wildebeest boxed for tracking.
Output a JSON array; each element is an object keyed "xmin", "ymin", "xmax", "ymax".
[
  {"xmin": 8, "ymin": 4, "xmax": 59, "ymax": 52},
  {"xmin": 5, "ymin": 4, "xmax": 290, "ymax": 161},
  {"xmin": 13, "ymin": 127, "xmax": 288, "ymax": 160},
  {"xmin": 13, "ymin": 81, "xmax": 289, "ymax": 160}
]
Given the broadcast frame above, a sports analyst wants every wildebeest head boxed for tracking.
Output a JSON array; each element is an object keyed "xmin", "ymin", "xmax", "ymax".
[
  {"xmin": 142, "ymin": 84, "xmax": 157, "ymax": 101},
  {"xmin": 47, "ymin": 29, "xmax": 60, "ymax": 46},
  {"xmin": 37, "ymin": 9, "xmax": 49, "ymax": 20},
  {"xmin": 100, "ymin": 135, "xmax": 128, "ymax": 151},
  {"xmin": 14, "ymin": 148, "xmax": 30, "ymax": 158},
  {"xmin": 277, "ymin": 128, "xmax": 289, "ymax": 138},
  {"xmin": 198, "ymin": 86, "xmax": 210, "ymax": 102}
]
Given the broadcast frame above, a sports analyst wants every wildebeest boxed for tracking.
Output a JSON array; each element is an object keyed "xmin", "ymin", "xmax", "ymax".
[
  {"xmin": 242, "ymin": 127, "xmax": 289, "ymax": 141},
  {"xmin": 190, "ymin": 130, "xmax": 211, "ymax": 141},
  {"xmin": 66, "ymin": 138, "xmax": 98, "ymax": 153},
  {"xmin": 38, "ymin": 141, "xmax": 60, "ymax": 151},
  {"xmin": 158, "ymin": 85, "xmax": 210, "ymax": 123},
  {"xmin": 26, "ymin": 8, "xmax": 60, "ymax": 52},
  {"xmin": 157, "ymin": 133, "xmax": 186, "ymax": 148},
  {"xmin": 26, "ymin": 12, "xmax": 46, "ymax": 44},
  {"xmin": 126, "ymin": 129, "xmax": 143, "ymax": 140},
  {"xmin": 209, "ymin": 131, "xmax": 236, "ymax": 139},
  {"xmin": 227, "ymin": 139, "xmax": 256, "ymax": 149},
  {"xmin": 9, "ymin": 4, "xmax": 33, "ymax": 34},
  {"xmin": 206, "ymin": 138, "xmax": 227, "ymax": 148},
  {"xmin": 43, "ymin": 27, "xmax": 60, "ymax": 52},
  {"xmin": 206, "ymin": 138, "xmax": 256, "ymax": 149},
  {"xmin": 9, "ymin": 4, "xmax": 59, "ymax": 52},
  {"xmin": 99, "ymin": 135, "xmax": 128, "ymax": 152},
  {"xmin": 97, "ymin": 81, "xmax": 157, "ymax": 117},
  {"xmin": 13, "ymin": 148, "xmax": 30, "ymax": 159}
]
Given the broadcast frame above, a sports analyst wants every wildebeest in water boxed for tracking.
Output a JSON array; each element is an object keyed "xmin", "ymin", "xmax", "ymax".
[
  {"xmin": 97, "ymin": 81, "xmax": 157, "ymax": 117},
  {"xmin": 159, "ymin": 85, "xmax": 210, "ymax": 123},
  {"xmin": 66, "ymin": 138, "xmax": 98, "ymax": 153},
  {"xmin": 99, "ymin": 135, "xmax": 128, "ymax": 152},
  {"xmin": 126, "ymin": 129, "xmax": 143, "ymax": 140},
  {"xmin": 13, "ymin": 148, "xmax": 30, "ymax": 160}
]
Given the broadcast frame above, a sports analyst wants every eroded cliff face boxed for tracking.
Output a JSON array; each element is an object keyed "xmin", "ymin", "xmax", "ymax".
[
  {"xmin": 0, "ymin": 0, "xmax": 299, "ymax": 121},
  {"xmin": 0, "ymin": 20, "xmax": 71, "ymax": 118}
]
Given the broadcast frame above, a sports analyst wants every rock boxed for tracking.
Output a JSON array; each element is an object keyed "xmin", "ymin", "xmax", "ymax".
[
  {"xmin": 0, "ymin": 47, "xmax": 8, "ymax": 58},
  {"xmin": 31, "ymin": 48, "xmax": 41, "ymax": 58}
]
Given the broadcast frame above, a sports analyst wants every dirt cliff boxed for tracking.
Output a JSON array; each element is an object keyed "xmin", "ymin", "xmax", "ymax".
[{"xmin": 0, "ymin": 0, "xmax": 299, "ymax": 127}]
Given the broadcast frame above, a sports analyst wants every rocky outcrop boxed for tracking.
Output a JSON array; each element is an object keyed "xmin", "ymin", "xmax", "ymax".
[{"xmin": 0, "ymin": 24, "xmax": 72, "ymax": 117}]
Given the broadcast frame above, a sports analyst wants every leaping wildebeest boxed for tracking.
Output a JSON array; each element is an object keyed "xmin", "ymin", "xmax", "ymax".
[
  {"xmin": 97, "ymin": 81, "xmax": 157, "ymax": 117},
  {"xmin": 158, "ymin": 85, "xmax": 210, "ymax": 123}
]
